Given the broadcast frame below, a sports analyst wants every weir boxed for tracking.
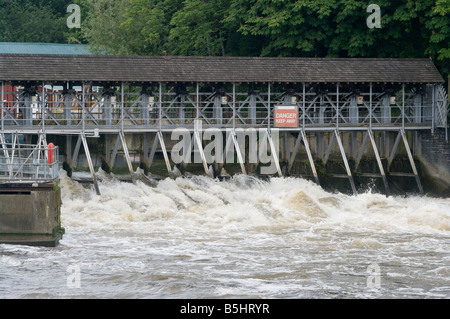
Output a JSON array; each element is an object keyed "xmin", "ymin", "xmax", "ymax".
[{"xmin": 0, "ymin": 54, "xmax": 448, "ymax": 197}]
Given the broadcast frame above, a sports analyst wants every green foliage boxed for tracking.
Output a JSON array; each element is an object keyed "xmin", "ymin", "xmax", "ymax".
[
  {"xmin": 0, "ymin": 0, "xmax": 448, "ymax": 80},
  {"xmin": 169, "ymin": 0, "xmax": 229, "ymax": 56},
  {"xmin": 0, "ymin": 0, "xmax": 67, "ymax": 43}
]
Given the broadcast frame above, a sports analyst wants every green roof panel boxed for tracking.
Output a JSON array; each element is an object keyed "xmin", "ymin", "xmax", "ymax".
[{"xmin": 0, "ymin": 42, "xmax": 92, "ymax": 55}]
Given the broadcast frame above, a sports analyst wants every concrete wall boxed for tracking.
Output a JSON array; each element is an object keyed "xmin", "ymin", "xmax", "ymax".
[
  {"xmin": 416, "ymin": 128, "xmax": 450, "ymax": 196},
  {"xmin": 0, "ymin": 184, "xmax": 63, "ymax": 246}
]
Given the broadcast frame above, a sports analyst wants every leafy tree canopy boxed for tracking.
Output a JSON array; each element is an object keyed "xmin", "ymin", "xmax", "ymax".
[{"xmin": 0, "ymin": 0, "xmax": 448, "ymax": 80}]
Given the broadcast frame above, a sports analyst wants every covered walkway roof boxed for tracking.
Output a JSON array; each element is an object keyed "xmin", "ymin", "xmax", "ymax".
[{"xmin": 0, "ymin": 54, "xmax": 444, "ymax": 84}]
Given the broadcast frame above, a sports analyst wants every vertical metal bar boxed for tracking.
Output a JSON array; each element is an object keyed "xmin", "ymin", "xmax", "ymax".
[
  {"xmin": 302, "ymin": 83, "xmax": 305, "ymax": 129},
  {"xmin": 41, "ymin": 81, "xmax": 45, "ymax": 135},
  {"xmin": 82, "ymin": 82, "xmax": 85, "ymax": 134},
  {"xmin": 121, "ymin": 82, "xmax": 124, "ymax": 134},
  {"xmin": 369, "ymin": 82, "xmax": 372, "ymax": 131},
  {"xmin": 336, "ymin": 83, "xmax": 339, "ymax": 130},
  {"xmin": 268, "ymin": 83, "xmax": 271, "ymax": 132},
  {"xmin": 1, "ymin": 81, "xmax": 4, "ymax": 131},
  {"xmin": 196, "ymin": 82, "xmax": 199, "ymax": 122},
  {"xmin": 431, "ymin": 84, "xmax": 435, "ymax": 133},
  {"xmin": 159, "ymin": 82, "xmax": 162, "ymax": 131},
  {"xmin": 402, "ymin": 83, "xmax": 405, "ymax": 131},
  {"xmin": 232, "ymin": 83, "xmax": 236, "ymax": 131}
]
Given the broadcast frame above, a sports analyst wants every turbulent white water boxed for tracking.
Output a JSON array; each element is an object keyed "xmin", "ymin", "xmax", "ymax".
[{"xmin": 1, "ymin": 170, "xmax": 450, "ymax": 298}]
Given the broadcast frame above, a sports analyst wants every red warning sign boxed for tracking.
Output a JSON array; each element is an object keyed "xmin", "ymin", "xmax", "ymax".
[{"xmin": 274, "ymin": 105, "xmax": 298, "ymax": 127}]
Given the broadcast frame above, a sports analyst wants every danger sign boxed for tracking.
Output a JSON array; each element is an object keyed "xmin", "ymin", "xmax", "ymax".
[{"xmin": 274, "ymin": 105, "xmax": 298, "ymax": 127}]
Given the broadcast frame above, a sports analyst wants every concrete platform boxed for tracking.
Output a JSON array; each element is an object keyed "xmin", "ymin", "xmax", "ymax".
[{"xmin": 0, "ymin": 182, "xmax": 64, "ymax": 247}]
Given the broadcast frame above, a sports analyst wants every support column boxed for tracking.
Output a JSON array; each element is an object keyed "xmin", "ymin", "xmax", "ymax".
[
  {"xmin": 103, "ymin": 94, "xmax": 112, "ymax": 126},
  {"xmin": 213, "ymin": 94, "xmax": 223, "ymax": 125},
  {"xmin": 140, "ymin": 85, "xmax": 152, "ymax": 126},
  {"xmin": 22, "ymin": 93, "xmax": 33, "ymax": 127},
  {"xmin": 193, "ymin": 127, "xmax": 211, "ymax": 177},
  {"xmin": 249, "ymin": 93, "xmax": 257, "ymax": 125},
  {"xmin": 267, "ymin": 130, "xmax": 282, "ymax": 177},
  {"xmin": 380, "ymin": 95, "xmax": 391, "ymax": 158},
  {"xmin": 141, "ymin": 94, "xmax": 150, "ymax": 125},
  {"xmin": 179, "ymin": 94, "xmax": 186, "ymax": 125},
  {"xmin": 66, "ymin": 136, "xmax": 73, "ymax": 167},
  {"xmin": 400, "ymin": 129, "xmax": 423, "ymax": 194},
  {"xmin": 230, "ymin": 130, "xmax": 246, "ymax": 174},
  {"xmin": 81, "ymin": 134, "xmax": 100, "ymax": 195},
  {"xmin": 368, "ymin": 129, "xmax": 390, "ymax": 194},
  {"xmin": 63, "ymin": 84, "xmax": 73, "ymax": 126},
  {"xmin": 119, "ymin": 132, "xmax": 135, "ymax": 182},
  {"xmin": 1, "ymin": 81, "xmax": 3, "ymax": 131},
  {"xmin": 302, "ymin": 130, "xmax": 320, "ymax": 185},
  {"xmin": 157, "ymin": 131, "xmax": 173, "ymax": 178},
  {"xmin": 349, "ymin": 95, "xmax": 358, "ymax": 159},
  {"xmin": 335, "ymin": 130, "xmax": 357, "ymax": 195}
]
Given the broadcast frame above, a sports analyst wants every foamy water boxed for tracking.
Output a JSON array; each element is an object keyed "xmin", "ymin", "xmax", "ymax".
[{"xmin": 1, "ymin": 170, "xmax": 449, "ymax": 298}]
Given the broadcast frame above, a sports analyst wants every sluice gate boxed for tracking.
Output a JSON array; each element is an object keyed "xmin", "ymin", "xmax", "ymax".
[{"xmin": 0, "ymin": 54, "xmax": 448, "ymax": 196}]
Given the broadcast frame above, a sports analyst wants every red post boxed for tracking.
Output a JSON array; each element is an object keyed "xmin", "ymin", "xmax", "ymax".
[{"xmin": 48, "ymin": 143, "xmax": 55, "ymax": 164}]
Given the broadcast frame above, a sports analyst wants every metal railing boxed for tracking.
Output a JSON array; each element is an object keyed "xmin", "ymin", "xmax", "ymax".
[
  {"xmin": 0, "ymin": 141, "xmax": 59, "ymax": 183},
  {"xmin": 0, "ymin": 82, "xmax": 447, "ymax": 132}
]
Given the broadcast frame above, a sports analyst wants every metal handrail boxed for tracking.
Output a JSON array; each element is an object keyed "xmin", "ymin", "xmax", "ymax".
[{"xmin": 0, "ymin": 143, "xmax": 59, "ymax": 182}]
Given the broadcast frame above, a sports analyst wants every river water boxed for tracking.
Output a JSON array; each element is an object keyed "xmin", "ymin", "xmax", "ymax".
[{"xmin": 1, "ymin": 170, "xmax": 449, "ymax": 299}]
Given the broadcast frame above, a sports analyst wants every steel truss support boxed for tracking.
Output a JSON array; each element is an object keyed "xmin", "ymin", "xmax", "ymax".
[
  {"xmin": 266, "ymin": 129, "xmax": 282, "ymax": 177},
  {"xmin": 229, "ymin": 129, "xmax": 246, "ymax": 175},
  {"xmin": 119, "ymin": 132, "xmax": 135, "ymax": 182},
  {"xmin": 157, "ymin": 131, "xmax": 174, "ymax": 178},
  {"xmin": 400, "ymin": 129, "xmax": 423, "ymax": 194},
  {"xmin": 386, "ymin": 129, "xmax": 424, "ymax": 194},
  {"xmin": 367, "ymin": 129, "xmax": 390, "ymax": 194},
  {"xmin": 334, "ymin": 130, "xmax": 357, "ymax": 195},
  {"xmin": 80, "ymin": 134, "xmax": 101, "ymax": 195},
  {"xmin": 193, "ymin": 124, "xmax": 212, "ymax": 177},
  {"xmin": 287, "ymin": 130, "xmax": 320, "ymax": 185}
]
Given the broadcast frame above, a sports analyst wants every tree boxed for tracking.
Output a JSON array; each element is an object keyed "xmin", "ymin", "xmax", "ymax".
[
  {"xmin": 169, "ymin": 0, "xmax": 229, "ymax": 56},
  {"xmin": 121, "ymin": 0, "xmax": 182, "ymax": 55},
  {"xmin": 226, "ymin": 0, "xmax": 448, "ymax": 79},
  {"xmin": 0, "ymin": 0, "xmax": 67, "ymax": 43},
  {"xmin": 77, "ymin": 0, "xmax": 135, "ymax": 55},
  {"xmin": 65, "ymin": 0, "xmax": 448, "ymax": 81}
]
